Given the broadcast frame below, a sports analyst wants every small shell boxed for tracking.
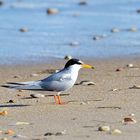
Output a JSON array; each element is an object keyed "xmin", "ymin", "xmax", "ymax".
[
  {"xmin": 129, "ymin": 27, "xmax": 137, "ymax": 32},
  {"xmin": 111, "ymin": 129, "xmax": 122, "ymax": 134},
  {"xmin": 111, "ymin": 28, "xmax": 120, "ymax": 33},
  {"xmin": 126, "ymin": 64, "xmax": 134, "ymax": 68},
  {"xmin": 123, "ymin": 117, "xmax": 136, "ymax": 124},
  {"xmin": 5, "ymin": 129, "xmax": 15, "ymax": 135},
  {"xmin": 129, "ymin": 113, "xmax": 135, "ymax": 117},
  {"xmin": 0, "ymin": 110, "xmax": 8, "ymax": 116},
  {"xmin": 79, "ymin": 80, "xmax": 96, "ymax": 86},
  {"xmin": 98, "ymin": 126, "xmax": 110, "ymax": 132},
  {"xmin": 30, "ymin": 73, "xmax": 39, "ymax": 77},
  {"xmin": 69, "ymin": 41, "xmax": 79, "ymax": 47},
  {"xmin": 80, "ymin": 102, "xmax": 86, "ymax": 105},
  {"xmin": 30, "ymin": 94, "xmax": 45, "ymax": 98},
  {"xmin": 130, "ymin": 85, "xmax": 140, "ymax": 89},
  {"xmin": 111, "ymin": 88, "xmax": 118, "ymax": 91},
  {"xmin": 55, "ymin": 130, "xmax": 66, "ymax": 136},
  {"xmin": 47, "ymin": 8, "xmax": 59, "ymax": 14}
]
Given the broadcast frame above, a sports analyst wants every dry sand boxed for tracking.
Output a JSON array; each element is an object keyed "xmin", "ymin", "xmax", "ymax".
[{"xmin": 0, "ymin": 57, "xmax": 140, "ymax": 140}]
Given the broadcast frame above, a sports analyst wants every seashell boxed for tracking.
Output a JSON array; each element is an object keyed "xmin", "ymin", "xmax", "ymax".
[
  {"xmin": 69, "ymin": 41, "xmax": 79, "ymax": 47},
  {"xmin": 30, "ymin": 73, "xmax": 39, "ymax": 77},
  {"xmin": 130, "ymin": 85, "xmax": 140, "ymax": 89},
  {"xmin": 126, "ymin": 64, "xmax": 134, "ymax": 68},
  {"xmin": 129, "ymin": 27, "xmax": 137, "ymax": 32},
  {"xmin": 30, "ymin": 94, "xmax": 45, "ymax": 98},
  {"xmin": 55, "ymin": 130, "xmax": 66, "ymax": 136},
  {"xmin": 129, "ymin": 113, "xmax": 135, "ymax": 117},
  {"xmin": 98, "ymin": 125, "xmax": 110, "ymax": 132},
  {"xmin": 111, "ymin": 129, "xmax": 122, "ymax": 134},
  {"xmin": 79, "ymin": 80, "xmax": 96, "ymax": 86}
]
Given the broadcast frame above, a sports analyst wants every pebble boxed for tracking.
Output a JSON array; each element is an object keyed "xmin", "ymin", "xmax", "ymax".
[
  {"xmin": 13, "ymin": 75, "xmax": 21, "ymax": 78},
  {"xmin": 64, "ymin": 55, "xmax": 72, "ymax": 60},
  {"xmin": 47, "ymin": 8, "xmax": 59, "ymax": 15},
  {"xmin": 8, "ymin": 100, "xmax": 14, "ymax": 103},
  {"xmin": 30, "ymin": 73, "xmax": 39, "ymax": 77},
  {"xmin": 98, "ymin": 125, "xmax": 110, "ymax": 132},
  {"xmin": 129, "ymin": 27, "xmax": 137, "ymax": 32},
  {"xmin": 30, "ymin": 94, "xmax": 45, "ymax": 98},
  {"xmin": 0, "ymin": 110, "xmax": 8, "ymax": 116},
  {"xmin": 5, "ymin": 129, "xmax": 15, "ymax": 135},
  {"xmin": 123, "ymin": 117, "xmax": 136, "ymax": 125},
  {"xmin": 79, "ymin": 1, "xmax": 87, "ymax": 5},
  {"xmin": 44, "ymin": 130, "xmax": 66, "ymax": 136},
  {"xmin": 79, "ymin": 80, "xmax": 96, "ymax": 86},
  {"xmin": 19, "ymin": 27, "xmax": 28, "ymax": 32},
  {"xmin": 116, "ymin": 68, "xmax": 122, "ymax": 72},
  {"xmin": 136, "ymin": 9, "xmax": 140, "ymax": 13},
  {"xmin": 69, "ymin": 41, "xmax": 79, "ymax": 47},
  {"xmin": 44, "ymin": 132, "xmax": 53, "ymax": 136},
  {"xmin": 126, "ymin": 63, "xmax": 134, "ymax": 68},
  {"xmin": 0, "ymin": 1, "xmax": 4, "ymax": 6},
  {"xmin": 111, "ymin": 129, "xmax": 122, "ymax": 134},
  {"xmin": 111, "ymin": 28, "xmax": 120, "ymax": 33},
  {"xmin": 93, "ymin": 34, "xmax": 106, "ymax": 40}
]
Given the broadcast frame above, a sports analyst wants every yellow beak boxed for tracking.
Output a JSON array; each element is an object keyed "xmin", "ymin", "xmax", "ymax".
[{"xmin": 81, "ymin": 64, "xmax": 94, "ymax": 69}]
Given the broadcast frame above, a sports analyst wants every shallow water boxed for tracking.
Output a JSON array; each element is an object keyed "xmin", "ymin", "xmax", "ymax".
[{"xmin": 0, "ymin": 0, "xmax": 140, "ymax": 64}]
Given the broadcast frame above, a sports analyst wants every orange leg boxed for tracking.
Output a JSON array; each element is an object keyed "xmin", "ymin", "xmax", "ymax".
[
  {"xmin": 57, "ymin": 95, "xmax": 62, "ymax": 104},
  {"xmin": 54, "ymin": 95, "xmax": 58, "ymax": 104}
]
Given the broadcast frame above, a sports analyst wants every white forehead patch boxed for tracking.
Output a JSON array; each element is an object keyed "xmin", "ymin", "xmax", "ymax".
[{"xmin": 78, "ymin": 60, "xmax": 84, "ymax": 64}]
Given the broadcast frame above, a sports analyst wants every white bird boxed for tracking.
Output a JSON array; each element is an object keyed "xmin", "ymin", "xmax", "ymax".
[{"xmin": 2, "ymin": 58, "xmax": 94, "ymax": 104}]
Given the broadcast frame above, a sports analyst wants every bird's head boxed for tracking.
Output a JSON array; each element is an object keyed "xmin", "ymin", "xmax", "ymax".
[{"xmin": 64, "ymin": 58, "xmax": 94, "ymax": 70}]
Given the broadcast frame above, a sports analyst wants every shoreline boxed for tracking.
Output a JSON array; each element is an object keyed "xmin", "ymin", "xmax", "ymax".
[{"xmin": 1, "ymin": 54, "xmax": 140, "ymax": 67}]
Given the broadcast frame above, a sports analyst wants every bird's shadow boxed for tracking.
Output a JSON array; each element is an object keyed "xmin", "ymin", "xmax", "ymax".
[{"xmin": 0, "ymin": 104, "xmax": 30, "ymax": 108}]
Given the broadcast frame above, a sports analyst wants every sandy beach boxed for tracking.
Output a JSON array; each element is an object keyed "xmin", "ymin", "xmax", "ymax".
[{"xmin": 0, "ymin": 57, "xmax": 140, "ymax": 140}]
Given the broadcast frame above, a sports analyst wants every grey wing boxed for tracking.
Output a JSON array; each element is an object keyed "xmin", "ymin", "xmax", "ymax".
[{"xmin": 40, "ymin": 70, "xmax": 74, "ymax": 92}]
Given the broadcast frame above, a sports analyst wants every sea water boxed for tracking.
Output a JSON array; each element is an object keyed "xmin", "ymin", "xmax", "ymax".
[{"xmin": 0, "ymin": 0, "xmax": 140, "ymax": 64}]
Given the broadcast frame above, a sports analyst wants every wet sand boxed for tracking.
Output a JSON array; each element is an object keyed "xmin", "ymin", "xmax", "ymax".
[{"xmin": 0, "ymin": 57, "xmax": 140, "ymax": 140}]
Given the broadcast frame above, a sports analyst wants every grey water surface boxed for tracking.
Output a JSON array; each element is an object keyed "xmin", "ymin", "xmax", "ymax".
[{"xmin": 0, "ymin": 0, "xmax": 140, "ymax": 64}]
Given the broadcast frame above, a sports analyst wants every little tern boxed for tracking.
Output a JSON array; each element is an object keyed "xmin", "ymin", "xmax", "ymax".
[{"xmin": 2, "ymin": 58, "xmax": 94, "ymax": 104}]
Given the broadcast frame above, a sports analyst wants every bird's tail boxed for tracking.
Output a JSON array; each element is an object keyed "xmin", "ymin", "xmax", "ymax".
[{"xmin": 1, "ymin": 81, "xmax": 42, "ymax": 90}]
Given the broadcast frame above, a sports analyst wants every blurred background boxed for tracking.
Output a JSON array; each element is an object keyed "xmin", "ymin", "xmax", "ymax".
[{"xmin": 0, "ymin": 0, "xmax": 140, "ymax": 64}]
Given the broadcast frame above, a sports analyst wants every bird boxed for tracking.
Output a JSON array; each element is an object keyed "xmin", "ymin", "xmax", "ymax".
[{"xmin": 1, "ymin": 58, "xmax": 94, "ymax": 105}]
